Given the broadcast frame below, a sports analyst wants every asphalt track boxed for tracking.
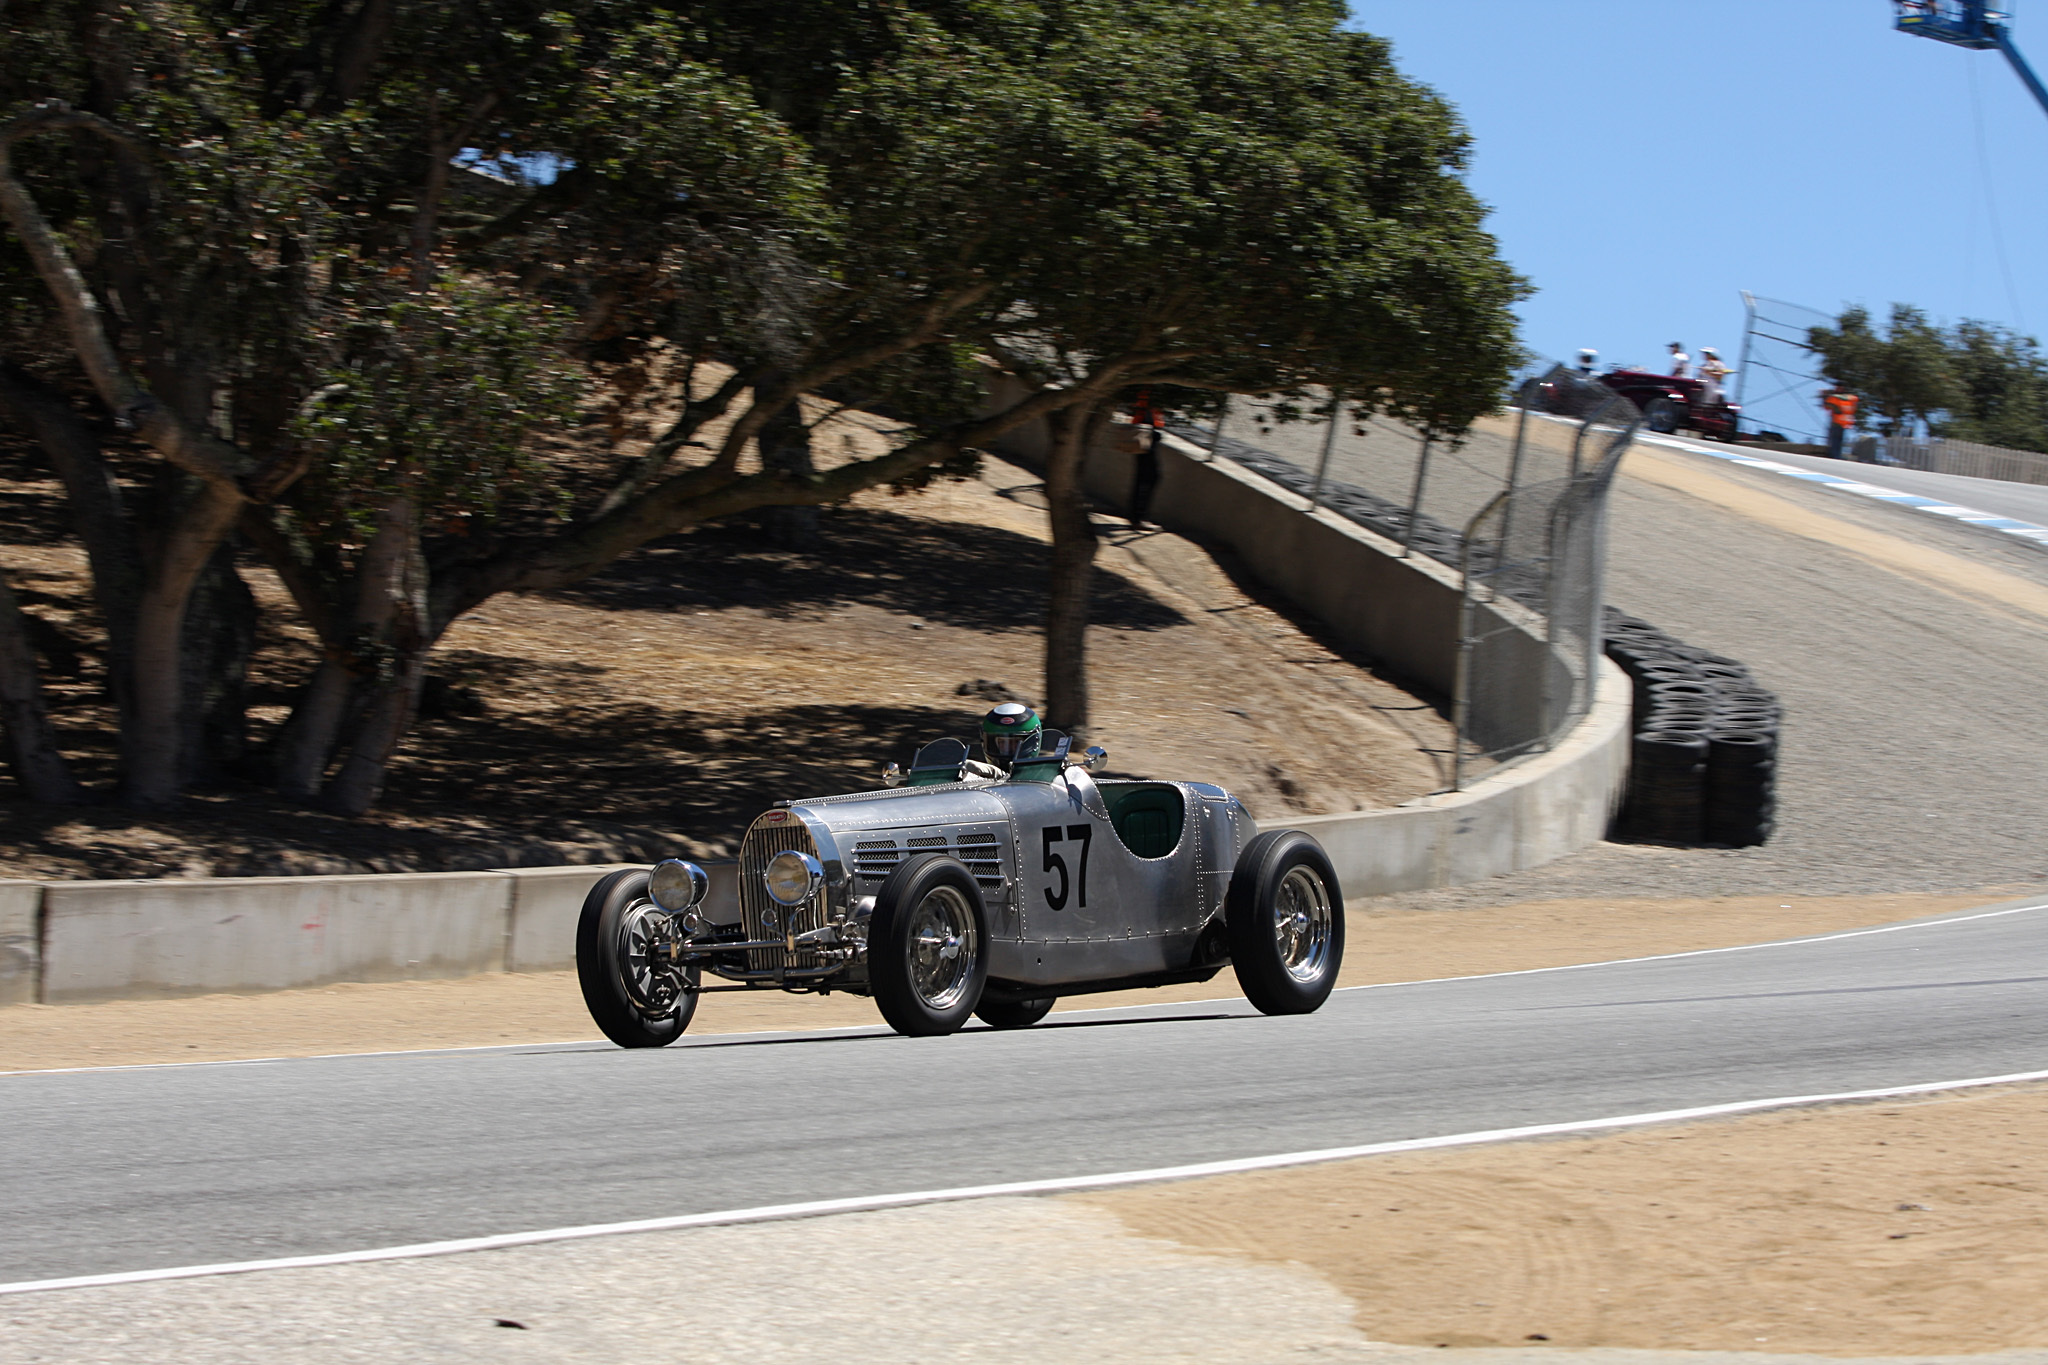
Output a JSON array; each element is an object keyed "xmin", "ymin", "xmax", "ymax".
[
  {"xmin": 1640, "ymin": 428, "xmax": 2048, "ymax": 540},
  {"xmin": 5, "ymin": 895, "xmax": 2045, "ymax": 1292}
]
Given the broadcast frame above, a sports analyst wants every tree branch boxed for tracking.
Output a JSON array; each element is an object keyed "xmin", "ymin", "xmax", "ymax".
[
  {"xmin": 591, "ymin": 363, "xmax": 755, "ymax": 518},
  {"xmin": 0, "ymin": 103, "xmax": 250, "ymax": 493},
  {"xmin": 710, "ymin": 283, "xmax": 993, "ymax": 472}
]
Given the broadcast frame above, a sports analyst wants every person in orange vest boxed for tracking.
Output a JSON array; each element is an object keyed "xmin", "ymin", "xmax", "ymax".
[
  {"xmin": 1820, "ymin": 386, "xmax": 1860, "ymax": 459},
  {"xmin": 1123, "ymin": 389, "xmax": 1165, "ymax": 529}
]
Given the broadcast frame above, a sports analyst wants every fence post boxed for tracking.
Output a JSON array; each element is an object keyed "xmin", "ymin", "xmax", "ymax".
[
  {"xmin": 1208, "ymin": 396, "xmax": 1230, "ymax": 464},
  {"xmin": 1453, "ymin": 489, "xmax": 1508, "ymax": 792},
  {"xmin": 1309, "ymin": 389, "xmax": 1341, "ymax": 511}
]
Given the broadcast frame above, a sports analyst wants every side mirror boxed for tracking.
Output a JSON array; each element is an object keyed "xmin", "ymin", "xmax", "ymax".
[
  {"xmin": 1069, "ymin": 745, "xmax": 1108, "ymax": 772},
  {"xmin": 883, "ymin": 762, "xmax": 905, "ymax": 788}
]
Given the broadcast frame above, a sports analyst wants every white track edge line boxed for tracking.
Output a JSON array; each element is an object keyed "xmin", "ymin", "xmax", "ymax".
[
  {"xmin": 8, "ymin": 900, "xmax": 2043, "ymax": 1079},
  {"xmin": 1342, "ymin": 899, "xmax": 2048, "ymax": 991},
  {"xmin": 10, "ymin": 1064, "xmax": 2048, "ymax": 1298}
]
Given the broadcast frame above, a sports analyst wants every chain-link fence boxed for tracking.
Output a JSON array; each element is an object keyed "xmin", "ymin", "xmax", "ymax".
[
  {"xmin": 1170, "ymin": 365, "xmax": 1637, "ymax": 790},
  {"xmin": 1453, "ymin": 368, "xmax": 1638, "ymax": 786}
]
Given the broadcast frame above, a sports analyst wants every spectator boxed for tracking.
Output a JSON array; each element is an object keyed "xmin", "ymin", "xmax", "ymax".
[
  {"xmin": 1698, "ymin": 347, "xmax": 1732, "ymax": 405},
  {"xmin": 1667, "ymin": 342, "xmax": 1690, "ymax": 378},
  {"xmin": 1123, "ymin": 390, "xmax": 1164, "ymax": 529},
  {"xmin": 1575, "ymin": 348, "xmax": 1598, "ymax": 375},
  {"xmin": 1820, "ymin": 385, "xmax": 1861, "ymax": 458}
]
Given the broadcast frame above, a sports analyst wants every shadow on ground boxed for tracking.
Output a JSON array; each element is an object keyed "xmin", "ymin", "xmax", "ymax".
[{"xmin": 552, "ymin": 504, "xmax": 1186, "ymax": 634}]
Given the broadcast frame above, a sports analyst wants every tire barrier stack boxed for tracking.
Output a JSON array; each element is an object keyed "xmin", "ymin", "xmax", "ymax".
[
  {"xmin": 1604, "ymin": 607, "xmax": 1780, "ymax": 847},
  {"xmin": 1168, "ymin": 424, "xmax": 1473, "ymax": 569}
]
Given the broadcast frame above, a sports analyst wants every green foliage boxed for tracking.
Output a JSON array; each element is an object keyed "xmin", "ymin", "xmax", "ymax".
[
  {"xmin": 1, "ymin": 0, "xmax": 1529, "ymax": 808},
  {"xmin": 1810, "ymin": 304, "xmax": 2048, "ymax": 450},
  {"xmin": 289, "ymin": 282, "xmax": 583, "ymax": 545}
]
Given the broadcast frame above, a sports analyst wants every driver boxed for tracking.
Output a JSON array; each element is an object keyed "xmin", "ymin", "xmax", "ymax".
[{"xmin": 964, "ymin": 702, "xmax": 1043, "ymax": 779}]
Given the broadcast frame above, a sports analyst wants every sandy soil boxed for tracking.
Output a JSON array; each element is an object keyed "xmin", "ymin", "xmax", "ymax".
[{"xmin": 1081, "ymin": 1082, "xmax": 2048, "ymax": 1356}]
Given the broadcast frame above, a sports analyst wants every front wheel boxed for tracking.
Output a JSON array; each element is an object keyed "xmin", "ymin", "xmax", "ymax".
[
  {"xmin": 1225, "ymin": 830, "xmax": 1344, "ymax": 1015},
  {"xmin": 870, "ymin": 855, "xmax": 990, "ymax": 1036},
  {"xmin": 976, "ymin": 996, "xmax": 1056, "ymax": 1029},
  {"xmin": 576, "ymin": 869, "xmax": 699, "ymax": 1048},
  {"xmin": 1644, "ymin": 398, "xmax": 1681, "ymax": 434}
]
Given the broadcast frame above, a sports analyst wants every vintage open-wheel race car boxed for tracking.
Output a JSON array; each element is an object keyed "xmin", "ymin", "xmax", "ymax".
[{"xmin": 575, "ymin": 731, "xmax": 1345, "ymax": 1042}]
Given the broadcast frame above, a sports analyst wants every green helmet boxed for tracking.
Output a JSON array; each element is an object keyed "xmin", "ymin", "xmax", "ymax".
[{"xmin": 980, "ymin": 703, "xmax": 1042, "ymax": 766}]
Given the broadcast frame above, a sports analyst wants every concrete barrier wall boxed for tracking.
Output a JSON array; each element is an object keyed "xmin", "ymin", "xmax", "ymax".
[
  {"xmin": 504, "ymin": 864, "xmax": 641, "ymax": 973},
  {"xmin": 41, "ymin": 872, "xmax": 515, "ymax": 1003},
  {"xmin": 1274, "ymin": 658, "xmax": 1630, "ymax": 898},
  {"xmin": 502, "ymin": 861, "xmax": 740, "ymax": 973},
  {"xmin": 0, "ymin": 881, "xmax": 40, "ymax": 1007}
]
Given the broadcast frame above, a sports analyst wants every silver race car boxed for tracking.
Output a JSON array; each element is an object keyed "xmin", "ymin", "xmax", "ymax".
[{"xmin": 576, "ymin": 731, "xmax": 1344, "ymax": 1042}]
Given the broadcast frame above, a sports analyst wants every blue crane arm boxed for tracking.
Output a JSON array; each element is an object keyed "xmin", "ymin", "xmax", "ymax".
[{"xmin": 1993, "ymin": 25, "xmax": 2048, "ymax": 122}]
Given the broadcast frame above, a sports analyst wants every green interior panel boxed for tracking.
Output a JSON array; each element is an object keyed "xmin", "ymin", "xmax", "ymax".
[{"xmin": 1105, "ymin": 783, "xmax": 1185, "ymax": 859}]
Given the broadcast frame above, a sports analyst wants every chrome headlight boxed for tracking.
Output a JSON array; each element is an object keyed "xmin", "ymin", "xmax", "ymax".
[
  {"xmin": 648, "ymin": 858, "xmax": 709, "ymax": 913},
  {"xmin": 763, "ymin": 849, "xmax": 824, "ymax": 907}
]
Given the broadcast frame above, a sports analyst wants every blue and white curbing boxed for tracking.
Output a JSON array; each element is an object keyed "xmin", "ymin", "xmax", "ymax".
[{"xmin": 1637, "ymin": 431, "xmax": 2048, "ymax": 547}]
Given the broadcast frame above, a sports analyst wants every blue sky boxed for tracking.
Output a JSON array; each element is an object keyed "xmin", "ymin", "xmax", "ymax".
[{"xmin": 1349, "ymin": 1, "xmax": 2048, "ymax": 438}]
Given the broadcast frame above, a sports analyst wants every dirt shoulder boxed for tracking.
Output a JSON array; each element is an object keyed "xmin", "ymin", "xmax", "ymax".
[{"xmin": 1081, "ymin": 1081, "xmax": 2048, "ymax": 1356}]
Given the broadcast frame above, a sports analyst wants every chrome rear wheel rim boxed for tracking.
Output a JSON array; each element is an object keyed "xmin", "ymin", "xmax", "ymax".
[
  {"xmin": 907, "ymin": 885, "xmax": 978, "ymax": 1010},
  {"xmin": 1273, "ymin": 865, "xmax": 1333, "ymax": 983}
]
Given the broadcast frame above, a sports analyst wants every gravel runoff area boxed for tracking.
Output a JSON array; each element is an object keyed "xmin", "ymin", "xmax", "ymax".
[
  {"xmin": 1214, "ymin": 406, "xmax": 2048, "ymax": 907},
  {"xmin": 10, "ymin": 1184, "xmax": 2048, "ymax": 1365}
]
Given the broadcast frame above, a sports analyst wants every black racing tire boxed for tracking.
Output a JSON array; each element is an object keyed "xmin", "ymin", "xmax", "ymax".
[
  {"xmin": 1225, "ymin": 830, "xmax": 1345, "ymax": 1016},
  {"xmin": 576, "ymin": 869, "xmax": 698, "ymax": 1048},
  {"xmin": 1644, "ymin": 398, "xmax": 1681, "ymax": 434},
  {"xmin": 870, "ymin": 854, "xmax": 990, "ymax": 1037},
  {"xmin": 975, "ymin": 996, "xmax": 1056, "ymax": 1029}
]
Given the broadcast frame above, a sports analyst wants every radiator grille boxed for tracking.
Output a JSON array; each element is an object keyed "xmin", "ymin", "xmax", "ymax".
[
  {"xmin": 738, "ymin": 815, "xmax": 823, "ymax": 973},
  {"xmin": 956, "ymin": 833, "xmax": 1003, "ymax": 890},
  {"xmin": 853, "ymin": 839, "xmax": 901, "ymax": 883}
]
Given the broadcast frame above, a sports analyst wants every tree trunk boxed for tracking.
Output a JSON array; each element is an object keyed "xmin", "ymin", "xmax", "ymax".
[
  {"xmin": 1043, "ymin": 401, "xmax": 1109, "ymax": 735},
  {"xmin": 273, "ymin": 488, "xmax": 419, "ymax": 801},
  {"xmin": 319, "ymin": 492, "xmax": 431, "ymax": 816},
  {"xmin": 0, "ymin": 361, "xmax": 142, "ymax": 741},
  {"xmin": 319, "ymin": 638, "xmax": 429, "ymax": 817},
  {"xmin": 0, "ymin": 571, "xmax": 85, "ymax": 803},
  {"xmin": 123, "ymin": 481, "xmax": 244, "ymax": 805},
  {"xmin": 177, "ymin": 542, "xmax": 256, "ymax": 783},
  {"xmin": 757, "ymin": 381, "xmax": 817, "ymax": 547}
]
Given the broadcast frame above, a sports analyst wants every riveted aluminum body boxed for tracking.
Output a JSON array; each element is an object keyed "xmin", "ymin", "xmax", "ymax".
[{"xmin": 693, "ymin": 766, "xmax": 1255, "ymax": 997}]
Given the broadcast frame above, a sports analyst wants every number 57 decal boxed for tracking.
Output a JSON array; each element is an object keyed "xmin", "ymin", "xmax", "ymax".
[{"xmin": 1041, "ymin": 824, "xmax": 1093, "ymax": 911}]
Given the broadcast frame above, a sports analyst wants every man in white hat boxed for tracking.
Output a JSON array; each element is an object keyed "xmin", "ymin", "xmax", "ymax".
[{"xmin": 1698, "ymin": 347, "xmax": 1732, "ymax": 405}]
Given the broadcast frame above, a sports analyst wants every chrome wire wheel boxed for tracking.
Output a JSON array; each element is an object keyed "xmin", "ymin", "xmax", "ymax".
[
  {"xmin": 617, "ymin": 899, "xmax": 683, "ymax": 1017},
  {"xmin": 1272, "ymin": 865, "xmax": 1334, "ymax": 984},
  {"xmin": 577, "ymin": 869, "xmax": 697, "ymax": 1048},
  {"xmin": 906, "ymin": 884, "xmax": 979, "ymax": 1011}
]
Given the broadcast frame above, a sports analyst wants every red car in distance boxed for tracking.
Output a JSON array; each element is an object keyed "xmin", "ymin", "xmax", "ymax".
[{"xmin": 1594, "ymin": 369, "xmax": 1742, "ymax": 441}]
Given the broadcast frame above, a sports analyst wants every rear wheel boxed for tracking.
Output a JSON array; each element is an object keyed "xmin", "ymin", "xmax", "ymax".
[
  {"xmin": 870, "ymin": 855, "xmax": 990, "ymax": 1036},
  {"xmin": 1644, "ymin": 398, "xmax": 1681, "ymax": 434},
  {"xmin": 1225, "ymin": 831, "xmax": 1344, "ymax": 1015},
  {"xmin": 576, "ymin": 869, "xmax": 698, "ymax": 1048},
  {"xmin": 976, "ymin": 996, "xmax": 1056, "ymax": 1029}
]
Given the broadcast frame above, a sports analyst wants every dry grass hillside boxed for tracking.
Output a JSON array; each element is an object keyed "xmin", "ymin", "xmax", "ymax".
[{"xmin": 0, "ymin": 423, "xmax": 1452, "ymax": 880}]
